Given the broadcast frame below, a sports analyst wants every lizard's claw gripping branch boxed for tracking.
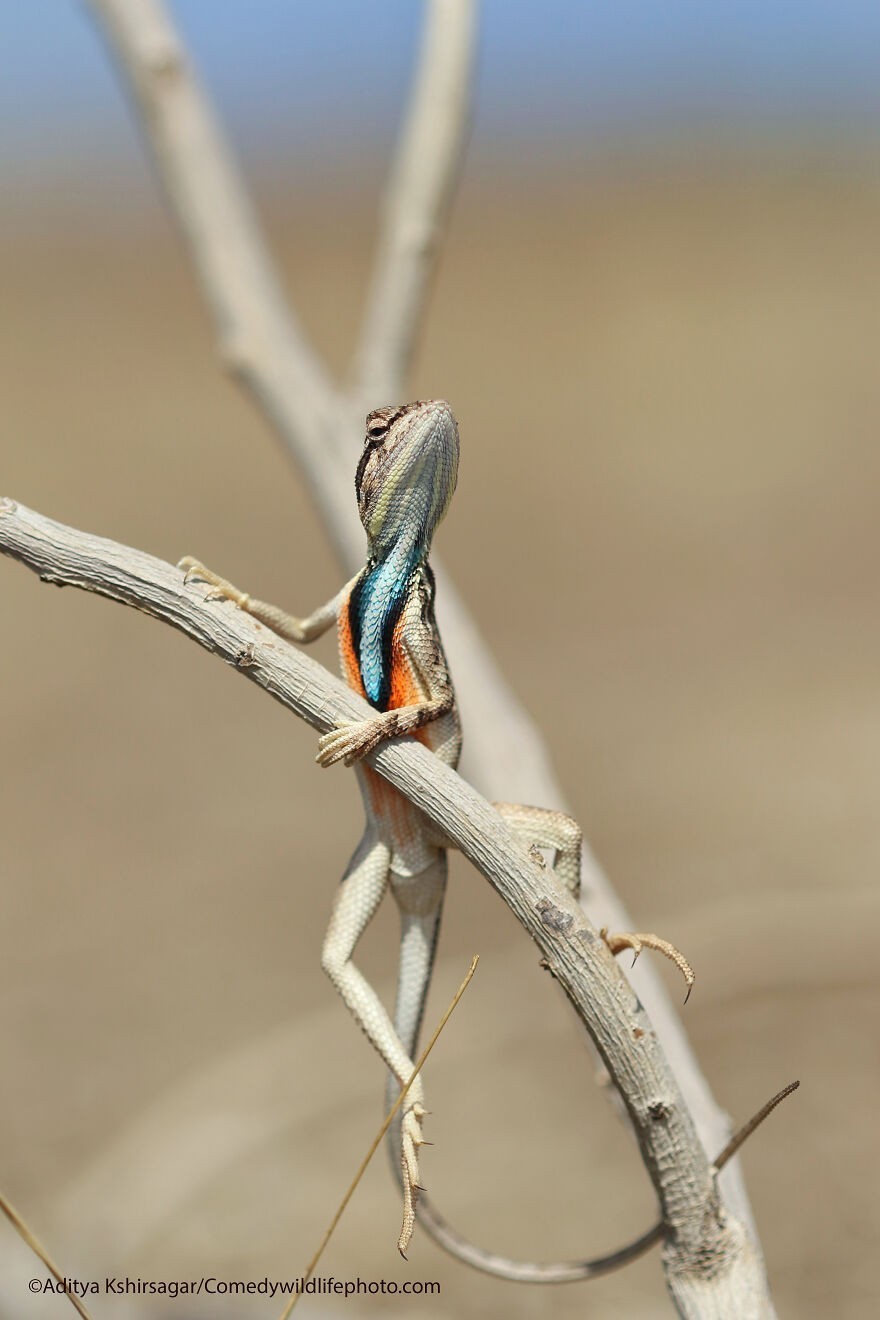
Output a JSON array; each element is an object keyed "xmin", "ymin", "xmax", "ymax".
[
  {"xmin": 177, "ymin": 556, "xmax": 252, "ymax": 608},
  {"xmin": 317, "ymin": 719, "xmax": 386, "ymax": 767},
  {"xmin": 601, "ymin": 927, "xmax": 695, "ymax": 1003}
]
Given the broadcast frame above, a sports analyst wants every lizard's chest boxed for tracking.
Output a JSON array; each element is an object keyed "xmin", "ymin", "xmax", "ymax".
[
  {"xmin": 338, "ymin": 573, "xmax": 461, "ymax": 863},
  {"xmin": 338, "ymin": 565, "xmax": 443, "ymax": 713},
  {"xmin": 338, "ymin": 589, "xmax": 455, "ymax": 753}
]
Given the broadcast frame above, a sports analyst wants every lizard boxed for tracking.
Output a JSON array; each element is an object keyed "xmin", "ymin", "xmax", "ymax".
[{"xmin": 178, "ymin": 398, "xmax": 692, "ymax": 1265}]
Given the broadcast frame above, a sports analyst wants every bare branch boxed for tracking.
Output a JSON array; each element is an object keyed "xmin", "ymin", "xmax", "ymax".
[
  {"xmin": 351, "ymin": 0, "xmax": 479, "ymax": 405},
  {"xmin": 0, "ymin": 498, "xmax": 778, "ymax": 1315},
  {"xmin": 84, "ymin": 0, "xmax": 353, "ymax": 534}
]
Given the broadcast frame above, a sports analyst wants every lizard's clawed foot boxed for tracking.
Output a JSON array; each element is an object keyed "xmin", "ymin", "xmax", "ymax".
[
  {"xmin": 397, "ymin": 1099, "xmax": 428, "ymax": 1258},
  {"xmin": 601, "ymin": 927, "xmax": 695, "ymax": 1002},
  {"xmin": 317, "ymin": 719, "xmax": 382, "ymax": 768},
  {"xmin": 177, "ymin": 556, "xmax": 251, "ymax": 609}
]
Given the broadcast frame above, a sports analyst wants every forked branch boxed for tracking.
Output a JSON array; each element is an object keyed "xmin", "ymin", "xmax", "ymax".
[{"xmin": 66, "ymin": 0, "xmax": 777, "ymax": 1309}]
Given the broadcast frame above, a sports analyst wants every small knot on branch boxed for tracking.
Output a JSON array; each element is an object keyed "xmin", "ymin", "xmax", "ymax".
[
  {"xmin": 536, "ymin": 899, "xmax": 573, "ymax": 933},
  {"xmin": 235, "ymin": 642, "xmax": 258, "ymax": 669}
]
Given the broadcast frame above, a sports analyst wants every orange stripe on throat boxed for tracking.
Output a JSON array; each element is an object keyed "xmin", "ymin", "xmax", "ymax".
[{"xmin": 338, "ymin": 600, "xmax": 367, "ymax": 699}]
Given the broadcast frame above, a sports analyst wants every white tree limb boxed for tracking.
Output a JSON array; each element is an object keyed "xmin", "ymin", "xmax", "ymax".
[
  {"xmin": 350, "ymin": 0, "xmax": 478, "ymax": 405},
  {"xmin": 0, "ymin": 498, "xmax": 777, "ymax": 1317},
  {"xmin": 85, "ymin": 0, "xmax": 352, "ymax": 538}
]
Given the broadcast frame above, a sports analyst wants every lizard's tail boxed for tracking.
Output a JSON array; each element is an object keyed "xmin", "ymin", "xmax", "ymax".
[
  {"xmin": 414, "ymin": 1195, "xmax": 661, "ymax": 1283},
  {"xmin": 411, "ymin": 1084, "xmax": 800, "ymax": 1283}
]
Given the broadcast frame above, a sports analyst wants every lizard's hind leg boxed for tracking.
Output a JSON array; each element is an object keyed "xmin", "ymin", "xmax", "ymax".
[
  {"xmin": 493, "ymin": 801, "xmax": 583, "ymax": 896},
  {"xmin": 382, "ymin": 856, "xmax": 447, "ymax": 1255},
  {"xmin": 389, "ymin": 857, "xmax": 447, "ymax": 1055},
  {"xmin": 321, "ymin": 832, "xmax": 434, "ymax": 1255},
  {"xmin": 493, "ymin": 802, "xmax": 693, "ymax": 996}
]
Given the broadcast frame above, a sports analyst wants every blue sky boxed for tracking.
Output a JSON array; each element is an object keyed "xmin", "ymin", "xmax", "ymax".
[{"xmin": 3, "ymin": 2, "xmax": 880, "ymax": 178}]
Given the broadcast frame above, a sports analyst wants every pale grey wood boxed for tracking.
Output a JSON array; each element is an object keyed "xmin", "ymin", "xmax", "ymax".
[
  {"xmin": 85, "ymin": 0, "xmax": 353, "ymax": 543},
  {"xmin": 351, "ymin": 0, "xmax": 478, "ymax": 406},
  {"xmin": 0, "ymin": 499, "xmax": 776, "ymax": 1317}
]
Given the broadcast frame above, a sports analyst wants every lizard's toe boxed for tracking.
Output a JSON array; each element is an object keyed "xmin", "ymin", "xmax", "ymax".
[
  {"xmin": 178, "ymin": 558, "xmax": 250, "ymax": 608},
  {"xmin": 397, "ymin": 1101, "xmax": 429, "ymax": 1257},
  {"xmin": 601, "ymin": 927, "xmax": 695, "ymax": 1003},
  {"xmin": 316, "ymin": 724, "xmax": 355, "ymax": 767},
  {"xmin": 317, "ymin": 720, "xmax": 379, "ymax": 768},
  {"xmin": 177, "ymin": 555, "xmax": 208, "ymax": 584}
]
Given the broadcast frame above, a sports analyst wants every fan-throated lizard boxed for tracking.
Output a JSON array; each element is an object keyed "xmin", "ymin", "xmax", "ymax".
[{"xmin": 179, "ymin": 399, "xmax": 691, "ymax": 1260}]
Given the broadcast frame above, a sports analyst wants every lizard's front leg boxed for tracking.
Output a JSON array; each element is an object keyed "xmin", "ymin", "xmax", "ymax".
[
  {"xmin": 321, "ymin": 830, "xmax": 433, "ymax": 1255},
  {"xmin": 177, "ymin": 556, "xmax": 346, "ymax": 643},
  {"xmin": 317, "ymin": 697, "xmax": 453, "ymax": 768}
]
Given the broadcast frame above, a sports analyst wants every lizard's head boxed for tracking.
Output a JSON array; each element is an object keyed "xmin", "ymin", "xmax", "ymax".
[{"xmin": 356, "ymin": 399, "xmax": 459, "ymax": 558}]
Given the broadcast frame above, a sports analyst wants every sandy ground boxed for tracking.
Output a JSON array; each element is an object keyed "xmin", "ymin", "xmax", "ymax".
[{"xmin": 2, "ymin": 155, "xmax": 879, "ymax": 1317}]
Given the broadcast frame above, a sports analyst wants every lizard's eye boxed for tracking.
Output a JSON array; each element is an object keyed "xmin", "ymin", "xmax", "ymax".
[{"xmin": 366, "ymin": 420, "xmax": 389, "ymax": 439}]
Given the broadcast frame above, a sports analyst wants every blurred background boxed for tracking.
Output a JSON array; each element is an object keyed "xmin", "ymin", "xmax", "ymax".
[{"xmin": 2, "ymin": 3, "xmax": 880, "ymax": 1316}]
